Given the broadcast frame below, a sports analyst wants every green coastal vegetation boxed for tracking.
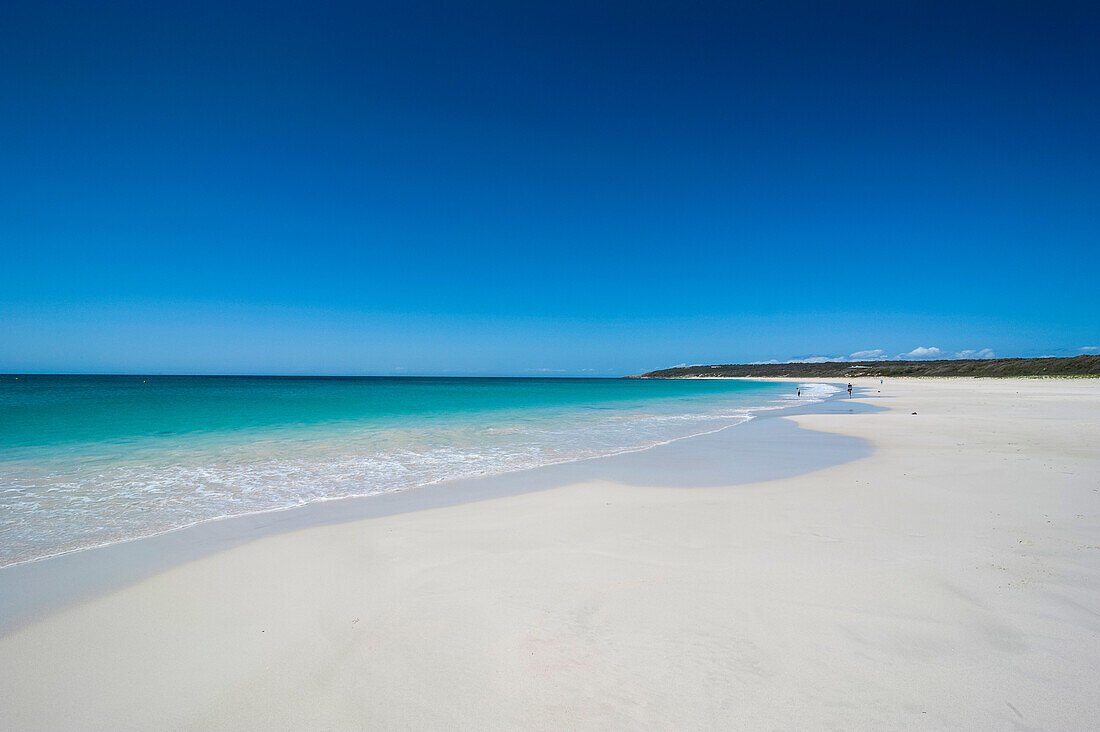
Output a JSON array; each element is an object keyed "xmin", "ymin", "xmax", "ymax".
[{"xmin": 634, "ymin": 355, "xmax": 1100, "ymax": 379}]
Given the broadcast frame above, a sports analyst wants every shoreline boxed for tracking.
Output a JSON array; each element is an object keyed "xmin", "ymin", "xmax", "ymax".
[
  {"xmin": 3, "ymin": 377, "xmax": 1097, "ymax": 729},
  {"xmin": 0, "ymin": 381, "xmax": 865, "ymax": 636},
  {"xmin": 0, "ymin": 383, "xmax": 828, "ymax": 573}
]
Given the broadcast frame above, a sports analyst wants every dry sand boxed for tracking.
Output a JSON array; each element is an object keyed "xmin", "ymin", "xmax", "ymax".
[{"xmin": 1, "ymin": 378, "xmax": 1098, "ymax": 729}]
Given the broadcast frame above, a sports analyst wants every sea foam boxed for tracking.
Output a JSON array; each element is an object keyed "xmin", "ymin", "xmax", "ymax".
[{"xmin": 0, "ymin": 377, "xmax": 837, "ymax": 566}]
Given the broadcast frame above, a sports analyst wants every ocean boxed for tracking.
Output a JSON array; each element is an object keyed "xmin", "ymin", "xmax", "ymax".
[{"xmin": 0, "ymin": 375, "xmax": 836, "ymax": 567}]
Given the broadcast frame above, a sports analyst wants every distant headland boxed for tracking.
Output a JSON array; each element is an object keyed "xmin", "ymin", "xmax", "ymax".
[{"xmin": 631, "ymin": 355, "xmax": 1100, "ymax": 378}]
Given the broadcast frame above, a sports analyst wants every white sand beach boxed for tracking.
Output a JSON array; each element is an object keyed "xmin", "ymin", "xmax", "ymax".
[{"xmin": 1, "ymin": 378, "xmax": 1098, "ymax": 729}]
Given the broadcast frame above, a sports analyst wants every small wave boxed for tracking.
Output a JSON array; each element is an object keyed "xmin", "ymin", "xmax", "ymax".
[{"xmin": 0, "ymin": 381, "xmax": 836, "ymax": 567}]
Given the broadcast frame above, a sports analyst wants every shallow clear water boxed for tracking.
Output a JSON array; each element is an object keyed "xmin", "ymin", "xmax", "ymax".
[{"xmin": 0, "ymin": 375, "xmax": 834, "ymax": 566}]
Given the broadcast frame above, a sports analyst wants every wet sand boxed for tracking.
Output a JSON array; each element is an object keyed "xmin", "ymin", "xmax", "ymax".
[{"xmin": 1, "ymin": 378, "xmax": 1098, "ymax": 729}]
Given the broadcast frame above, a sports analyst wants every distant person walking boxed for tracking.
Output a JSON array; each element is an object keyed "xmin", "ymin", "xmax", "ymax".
[
  {"xmin": 797, "ymin": 387, "xmax": 801, "ymax": 397},
  {"xmin": 847, "ymin": 383, "xmax": 853, "ymax": 398}
]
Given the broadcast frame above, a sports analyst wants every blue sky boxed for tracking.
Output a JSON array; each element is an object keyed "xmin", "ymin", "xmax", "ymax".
[{"xmin": 2, "ymin": 1, "xmax": 1098, "ymax": 375}]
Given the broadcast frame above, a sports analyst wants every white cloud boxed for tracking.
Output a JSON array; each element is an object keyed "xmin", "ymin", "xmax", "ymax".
[
  {"xmin": 752, "ymin": 356, "xmax": 846, "ymax": 364},
  {"xmin": 788, "ymin": 355, "xmax": 847, "ymax": 363},
  {"xmin": 899, "ymin": 346, "xmax": 942, "ymax": 359},
  {"xmin": 955, "ymin": 348, "xmax": 996, "ymax": 359},
  {"xmin": 747, "ymin": 346, "xmax": 1008, "ymax": 365},
  {"xmin": 1079, "ymin": 346, "xmax": 1099, "ymax": 352},
  {"xmin": 849, "ymin": 349, "xmax": 889, "ymax": 360}
]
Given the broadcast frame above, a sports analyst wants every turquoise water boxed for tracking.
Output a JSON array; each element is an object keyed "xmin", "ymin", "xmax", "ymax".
[{"xmin": 0, "ymin": 376, "xmax": 834, "ymax": 566}]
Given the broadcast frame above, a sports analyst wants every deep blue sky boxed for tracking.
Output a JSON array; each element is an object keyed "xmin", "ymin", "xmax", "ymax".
[{"xmin": 3, "ymin": 1, "xmax": 1098, "ymax": 375}]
